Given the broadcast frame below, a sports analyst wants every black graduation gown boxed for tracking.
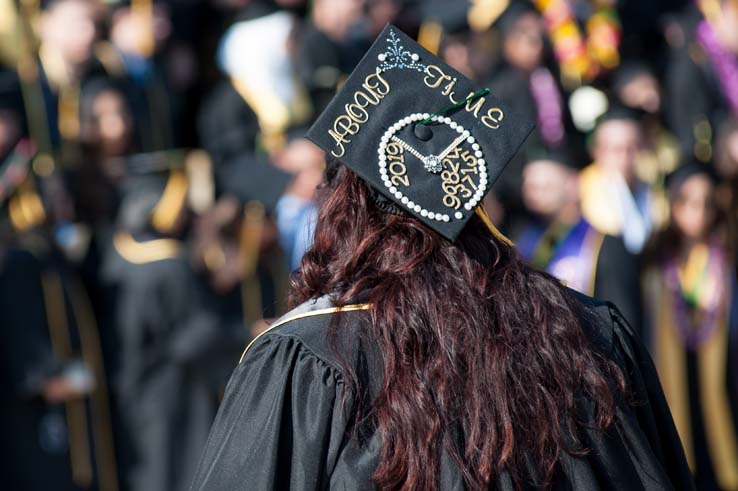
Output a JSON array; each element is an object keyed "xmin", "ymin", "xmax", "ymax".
[
  {"xmin": 106, "ymin": 236, "xmax": 235, "ymax": 491},
  {"xmin": 594, "ymin": 235, "xmax": 643, "ymax": 334},
  {"xmin": 190, "ymin": 294, "xmax": 694, "ymax": 490},
  {"xmin": 664, "ymin": 19, "xmax": 730, "ymax": 162},
  {"xmin": 0, "ymin": 245, "xmax": 119, "ymax": 491},
  {"xmin": 0, "ymin": 248, "xmax": 77, "ymax": 491}
]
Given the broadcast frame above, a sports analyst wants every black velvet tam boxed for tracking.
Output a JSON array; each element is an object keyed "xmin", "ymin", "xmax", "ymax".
[{"xmin": 307, "ymin": 25, "xmax": 534, "ymax": 241}]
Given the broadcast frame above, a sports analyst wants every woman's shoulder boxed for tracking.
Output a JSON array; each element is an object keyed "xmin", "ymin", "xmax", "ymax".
[
  {"xmin": 566, "ymin": 288, "xmax": 642, "ymax": 367},
  {"xmin": 238, "ymin": 296, "xmax": 373, "ymax": 374}
]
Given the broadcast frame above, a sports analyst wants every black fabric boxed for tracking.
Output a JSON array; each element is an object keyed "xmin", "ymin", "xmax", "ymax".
[
  {"xmin": 594, "ymin": 235, "xmax": 643, "ymax": 334},
  {"xmin": 216, "ymin": 155, "xmax": 291, "ymax": 212},
  {"xmin": 0, "ymin": 245, "xmax": 116, "ymax": 491},
  {"xmin": 307, "ymin": 25, "xmax": 534, "ymax": 241},
  {"xmin": 190, "ymin": 293, "xmax": 694, "ymax": 490},
  {"xmin": 665, "ymin": 36, "xmax": 729, "ymax": 162},
  {"xmin": 108, "ymin": 248, "xmax": 236, "ymax": 491}
]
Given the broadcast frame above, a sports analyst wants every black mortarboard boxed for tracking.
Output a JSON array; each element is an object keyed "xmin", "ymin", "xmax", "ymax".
[
  {"xmin": 612, "ymin": 61, "xmax": 655, "ymax": 93},
  {"xmin": 496, "ymin": 1, "xmax": 539, "ymax": 38},
  {"xmin": 665, "ymin": 160, "xmax": 718, "ymax": 193},
  {"xmin": 596, "ymin": 104, "xmax": 644, "ymax": 125},
  {"xmin": 524, "ymin": 145, "xmax": 580, "ymax": 171},
  {"xmin": 306, "ymin": 25, "xmax": 534, "ymax": 241},
  {"xmin": 217, "ymin": 155, "xmax": 291, "ymax": 213},
  {"xmin": 420, "ymin": 0, "xmax": 471, "ymax": 35},
  {"xmin": 116, "ymin": 150, "xmax": 189, "ymax": 235}
]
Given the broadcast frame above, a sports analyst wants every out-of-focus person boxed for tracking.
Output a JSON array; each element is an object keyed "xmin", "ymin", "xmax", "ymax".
[
  {"xmin": 75, "ymin": 78, "xmax": 133, "ymax": 229},
  {"xmin": 36, "ymin": 0, "xmax": 108, "ymax": 160},
  {"xmin": 580, "ymin": 107, "xmax": 654, "ymax": 254},
  {"xmin": 294, "ymin": 0, "xmax": 368, "ymax": 114},
  {"xmin": 515, "ymin": 150, "xmax": 642, "ymax": 329},
  {"xmin": 486, "ymin": 2, "xmax": 581, "ymax": 231},
  {"xmin": 714, "ymin": 116, "xmax": 738, "ymax": 261},
  {"xmin": 0, "ymin": 141, "xmax": 119, "ymax": 491},
  {"xmin": 666, "ymin": 0, "xmax": 738, "ymax": 163},
  {"xmin": 612, "ymin": 61, "xmax": 681, "ymax": 227},
  {"xmin": 199, "ymin": 1, "xmax": 312, "ymax": 166},
  {"xmin": 273, "ymin": 137, "xmax": 324, "ymax": 271},
  {"xmin": 101, "ymin": 0, "xmax": 181, "ymax": 150},
  {"xmin": 103, "ymin": 154, "xmax": 224, "ymax": 491},
  {"xmin": 642, "ymin": 162, "xmax": 738, "ymax": 491}
]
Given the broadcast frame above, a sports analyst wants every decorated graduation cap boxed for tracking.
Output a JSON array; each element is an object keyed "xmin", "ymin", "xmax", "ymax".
[{"xmin": 307, "ymin": 25, "xmax": 534, "ymax": 241}]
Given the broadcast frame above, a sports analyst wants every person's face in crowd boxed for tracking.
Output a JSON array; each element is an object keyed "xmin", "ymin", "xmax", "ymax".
[
  {"xmin": 41, "ymin": 0, "xmax": 100, "ymax": 67},
  {"xmin": 442, "ymin": 38, "xmax": 474, "ymax": 79},
  {"xmin": 312, "ymin": 0, "xmax": 364, "ymax": 41},
  {"xmin": 593, "ymin": 119, "xmax": 641, "ymax": 182},
  {"xmin": 502, "ymin": 12, "xmax": 544, "ymax": 73},
  {"xmin": 671, "ymin": 174, "xmax": 717, "ymax": 242},
  {"xmin": 522, "ymin": 159, "xmax": 578, "ymax": 219},
  {"xmin": 367, "ymin": 0, "xmax": 400, "ymax": 35},
  {"xmin": 83, "ymin": 89, "xmax": 133, "ymax": 158},
  {"xmin": 0, "ymin": 110, "xmax": 21, "ymax": 158},
  {"xmin": 716, "ymin": 0, "xmax": 738, "ymax": 54},
  {"xmin": 617, "ymin": 73, "xmax": 661, "ymax": 114},
  {"xmin": 110, "ymin": 5, "xmax": 172, "ymax": 57}
]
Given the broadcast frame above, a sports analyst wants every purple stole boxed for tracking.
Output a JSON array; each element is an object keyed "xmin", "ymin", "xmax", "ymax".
[{"xmin": 517, "ymin": 218, "xmax": 604, "ymax": 295}]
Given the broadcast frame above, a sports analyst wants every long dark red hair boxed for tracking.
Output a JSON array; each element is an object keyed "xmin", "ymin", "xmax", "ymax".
[{"xmin": 291, "ymin": 164, "xmax": 624, "ymax": 490}]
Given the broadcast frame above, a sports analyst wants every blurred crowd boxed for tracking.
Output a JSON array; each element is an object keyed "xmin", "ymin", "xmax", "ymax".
[{"xmin": 1, "ymin": 0, "xmax": 738, "ymax": 490}]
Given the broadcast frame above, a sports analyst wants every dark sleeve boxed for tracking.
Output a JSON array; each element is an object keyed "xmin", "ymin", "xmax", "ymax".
[
  {"xmin": 189, "ymin": 333, "xmax": 350, "ymax": 491},
  {"xmin": 609, "ymin": 307, "xmax": 695, "ymax": 490},
  {"xmin": 0, "ymin": 250, "xmax": 59, "ymax": 398},
  {"xmin": 594, "ymin": 235, "xmax": 643, "ymax": 334},
  {"xmin": 665, "ymin": 47, "xmax": 711, "ymax": 159},
  {"xmin": 161, "ymin": 261, "xmax": 245, "ymax": 369}
]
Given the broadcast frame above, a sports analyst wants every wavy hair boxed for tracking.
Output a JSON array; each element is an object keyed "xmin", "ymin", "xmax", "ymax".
[{"xmin": 290, "ymin": 164, "xmax": 624, "ymax": 490}]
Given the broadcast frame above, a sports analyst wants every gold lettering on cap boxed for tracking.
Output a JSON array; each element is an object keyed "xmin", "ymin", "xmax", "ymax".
[
  {"xmin": 482, "ymin": 108, "xmax": 504, "ymax": 129},
  {"xmin": 423, "ymin": 65, "xmax": 452, "ymax": 88},
  {"xmin": 422, "ymin": 65, "xmax": 505, "ymax": 129},
  {"xmin": 464, "ymin": 92, "xmax": 485, "ymax": 118},
  {"xmin": 329, "ymin": 69, "xmax": 391, "ymax": 158}
]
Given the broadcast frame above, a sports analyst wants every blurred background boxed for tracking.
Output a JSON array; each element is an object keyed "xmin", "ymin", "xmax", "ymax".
[{"xmin": 1, "ymin": 0, "xmax": 738, "ymax": 490}]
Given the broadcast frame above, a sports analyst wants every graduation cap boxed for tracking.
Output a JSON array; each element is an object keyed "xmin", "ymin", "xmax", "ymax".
[
  {"xmin": 664, "ymin": 160, "xmax": 718, "ymax": 193},
  {"xmin": 306, "ymin": 25, "xmax": 534, "ymax": 241},
  {"xmin": 116, "ymin": 150, "xmax": 190, "ymax": 235},
  {"xmin": 217, "ymin": 155, "xmax": 291, "ymax": 213},
  {"xmin": 524, "ymin": 145, "xmax": 580, "ymax": 171}
]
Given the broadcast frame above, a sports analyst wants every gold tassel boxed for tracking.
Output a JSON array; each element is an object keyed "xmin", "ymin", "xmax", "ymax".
[
  {"xmin": 475, "ymin": 206, "xmax": 513, "ymax": 246},
  {"xmin": 151, "ymin": 170, "xmax": 188, "ymax": 234},
  {"xmin": 417, "ymin": 21, "xmax": 443, "ymax": 55}
]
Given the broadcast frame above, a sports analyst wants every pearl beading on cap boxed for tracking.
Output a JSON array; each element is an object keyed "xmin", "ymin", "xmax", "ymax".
[{"xmin": 377, "ymin": 113, "xmax": 488, "ymax": 222}]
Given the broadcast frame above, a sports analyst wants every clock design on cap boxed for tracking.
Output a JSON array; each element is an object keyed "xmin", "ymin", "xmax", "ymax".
[{"xmin": 377, "ymin": 113, "xmax": 488, "ymax": 222}]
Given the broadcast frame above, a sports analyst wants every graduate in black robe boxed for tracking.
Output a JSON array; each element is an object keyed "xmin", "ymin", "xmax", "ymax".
[
  {"xmin": 514, "ymin": 151, "xmax": 643, "ymax": 331},
  {"xmin": 192, "ymin": 293, "xmax": 691, "ymax": 490},
  {"xmin": 191, "ymin": 25, "xmax": 691, "ymax": 490},
  {"xmin": 0, "ymin": 143, "xmax": 119, "ymax": 491},
  {"xmin": 104, "ymin": 153, "xmax": 237, "ymax": 491}
]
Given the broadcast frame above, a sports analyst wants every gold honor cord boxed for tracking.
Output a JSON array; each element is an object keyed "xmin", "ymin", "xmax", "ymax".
[
  {"xmin": 239, "ymin": 304, "xmax": 373, "ymax": 364},
  {"xmin": 113, "ymin": 232, "xmax": 182, "ymax": 264},
  {"xmin": 151, "ymin": 170, "xmax": 188, "ymax": 234},
  {"xmin": 417, "ymin": 21, "xmax": 443, "ymax": 55},
  {"xmin": 67, "ymin": 279, "xmax": 120, "ymax": 491},
  {"xmin": 585, "ymin": 229, "xmax": 606, "ymax": 297},
  {"xmin": 40, "ymin": 271, "xmax": 94, "ymax": 487},
  {"xmin": 475, "ymin": 206, "xmax": 513, "ymax": 247},
  {"xmin": 240, "ymin": 201, "xmax": 266, "ymax": 329}
]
